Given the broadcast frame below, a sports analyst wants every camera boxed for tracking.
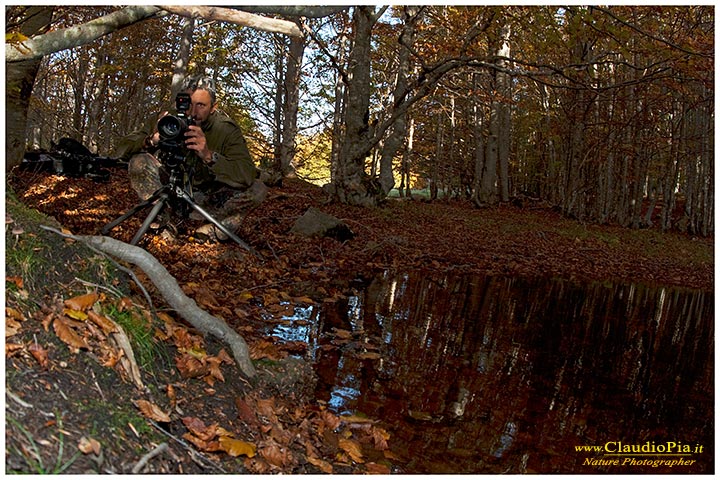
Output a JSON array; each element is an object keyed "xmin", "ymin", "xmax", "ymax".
[{"xmin": 156, "ymin": 92, "xmax": 194, "ymax": 168}]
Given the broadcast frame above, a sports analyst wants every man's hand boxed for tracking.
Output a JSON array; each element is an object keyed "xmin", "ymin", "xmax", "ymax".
[{"xmin": 184, "ymin": 125, "xmax": 212, "ymax": 163}]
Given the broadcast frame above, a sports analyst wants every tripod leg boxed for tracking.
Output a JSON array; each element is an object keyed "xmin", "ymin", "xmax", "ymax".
[
  {"xmin": 101, "ymin": 186, "xmax": 170, "ymax": 235},
  {"xmin": 130, "ymin": 194, "xmax": 168, "ymax": 245},
  {"xmin": 176, "ymin": 189, "xmax": 261, "ymax": 258}
]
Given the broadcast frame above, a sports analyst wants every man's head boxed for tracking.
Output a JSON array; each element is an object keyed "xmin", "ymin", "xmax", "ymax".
[{"xmin": 183, "ymin": 76, "xmax": 218, "ymax": 124}]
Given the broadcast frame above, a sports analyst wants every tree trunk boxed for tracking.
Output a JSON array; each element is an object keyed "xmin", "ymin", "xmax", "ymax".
[
  {"xmin": 478, "ymin": 92, "xmax": 499, "ymax": 205},
  {"xmin": 431, "ymin": 112, "xmax": 443, "ymax": 201},
  {"xmin": 496, "ymin": 23, "xmax": 512, "ymax": 203},
  {"xmin": 170, "ymin": 16, "xmax": 195, "ymax": 98},
  {"xmin": 399, "ymin": 117, "xmax": 414, "ymax": 197},
  {"xmin": 378, "ymin": 6, "xmax": 420, "ymax": 195},
  {"xmin": 328, "ymin": 6, "xmax": 382, "ymax": 206},
  {"xmin": 276, "ymin": 33, "xmax": 306, "ymax": 181},
  {"xmin": 6, "ymin": 6, "xmax": 55, "ymax": 172},
  {"xmin": 472, "ymin": 73, "xmax": 487, "ymax": 207}
]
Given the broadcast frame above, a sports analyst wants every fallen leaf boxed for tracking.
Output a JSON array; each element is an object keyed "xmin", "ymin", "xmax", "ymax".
[
  {"xmin": 64, "ymin": 293, "xmax": 98, "ymax": 312},
  {"xmin": 28, "ymin": 343, "xmax": 49, "ymax": 368},
  {"xmin": 183, "ymin": 432, "xmax": 221, "ymax": 452},
  {"xmin": 339, "ymin": 438, "xmax": 364, "ymax": 464},
  {"xmin": 135, "ymin": 399, "xmax": 171, "ymax": 423},
  {"xmin": 182, "ymin": 416, "xmax": 218, "ymax": 442},
  {"xmin": 53, "ymin": 317, "xmax": 89, "ymax": 352},
  {"xmin": 249, "ymin": 339, "xmax": 285, "ymax": 361},
  {"xmin": 307, "ymin": 455, "xmax": 333, "ymax": 473},
  {"xmin": 244, "ymin": 456, "xmax": 272, "ymax": 474},
  {"xmin": 63, "ymin": 308, "xmax": 88, "ymax": 321},
  {"xmin": 237, "ymin": 291, "xmax": 254, "ymax": 303},
  {"xmin": 234, "ymin": 397, "xmax": 260, "ymax": 428},
  {"xmin": 216, "ymin": 348, "xmax": 233, "ymax": 364},
  {"xmin": 6, "ymin": 276, "xmax": 23, "ymax": 289},
  {"xmin": 259, "ymin": 442, "xmax": 293, "ymax": 468},
  {"xmin": 6, "ymin": 343, "xmax": 24, "ymax": 357},
  {"xmin": 371, "ymin": 426, "xmax": 390, "ymax": 450},
  {"xmin": 87, "ymin": 311, "xmax": 118, "ymax": 335},
  {"xmin": 256, "ymin": 397, "xmax": 278, "ymax": 421},
  {"xmin": 206, "ymin": 356, "xmax": 225, "ymax": 383},
  {"xmin": 175, "ymin": 353, "xmax": 208, "ymax": 379},
  {"xmin": 6, "ymin": 307, "xmax": 25, "ymax": 321},
  {"xmin": 118, "ymin": 297, "xmax": 133, "ymax": 311},
  {"xmin": 78, "ymin": 437, "xmax": 102, "ymax": 455},
  {"xmin": 167, "ymin": 384, "xmax": 177, "ymax": 408},
  {"xmin": 320, "ymin": 410, "xmax": 341, "ymax": 431},
  {"xmin": 219, "ymin": 436, "xmax": 257, "ymax": 457},
  {"xmin": 5, "ymin": 318, "xmax": 21, "ymax": 338}
]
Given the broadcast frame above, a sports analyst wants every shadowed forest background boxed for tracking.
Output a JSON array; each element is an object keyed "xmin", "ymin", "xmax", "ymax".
[{"xmin": 5, "ymin": 5, "xmax": 714, "ymax": 475}]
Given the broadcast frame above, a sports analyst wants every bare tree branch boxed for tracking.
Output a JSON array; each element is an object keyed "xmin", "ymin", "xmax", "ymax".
[
  {"xmin": 159, "ymin": 5, "xmax": 303, "ymax": 38},
  {"xmin": 236, "ymin": 6, "xmax": 349, "ymax": 18},
  {"xmin": 6, "ymin": 6, "xmax": 164, "ymax": 63}
]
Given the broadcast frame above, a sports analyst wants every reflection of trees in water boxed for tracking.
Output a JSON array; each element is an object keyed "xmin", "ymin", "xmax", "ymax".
[{"xmin": 315, "ymin": 272, "xmax": 713, "ymax": 473}]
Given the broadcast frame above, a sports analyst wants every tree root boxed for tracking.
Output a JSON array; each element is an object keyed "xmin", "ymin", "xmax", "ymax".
[{"xmin": 40, "ymin": 227, "xmax": 256, "ymax": 380}]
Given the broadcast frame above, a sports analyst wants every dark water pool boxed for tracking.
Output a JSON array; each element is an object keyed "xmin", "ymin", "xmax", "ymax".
[{"xmin": 268, "ymin": 272, "xmax": 714, "ymax": 474}]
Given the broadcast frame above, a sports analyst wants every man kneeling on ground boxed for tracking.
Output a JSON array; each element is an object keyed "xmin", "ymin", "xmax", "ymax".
[{"xmin": 114, "ymin": 75, "xmax": 267, "ymax": 242}]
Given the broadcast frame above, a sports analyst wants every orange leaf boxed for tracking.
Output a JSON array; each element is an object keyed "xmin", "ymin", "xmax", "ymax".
[
  {"xmin": 135, "ymin": 399, "xmax": 171, "ymax": 423},
  {"xmin": 320, "ymin": 410, "xmax": 341, "ymax": 431},
  {"xmin": 307, "ymin": 455, "xmax": 333, "ymax": 473},
  {"xmin": 371, "ymin": 426, "xmax": 390, "ymax": 451},
  {"xmin": 182, "ymin": 416, "xmax": 218, "ymax": 442},
  {"xmin": 53, "ymin": 317, "xmax": 89, "ymax": 352},
  {"xmin": 6, "ymin": 343, "xmax": 24, "ymax": 357},
  {"xmin": 175, "ymin": 353, "xmax": 208, "ymax": 378},
  {"xmin": 256, "ymin": 397, "xmax": 278, "ymax": 420},
  {"xmin": 28, "ymin": 343, "xmax": 49, "ymax": 368},
  {"xmin": 259, "ymin": 442, "xmax": 293, "ymax": 468},
  {"xmin": 64, "ymin": 293, "xmax": 98, "ymax": 312},
  {"xmin": 183, "ymin": 432, "xmax": 220, "ymax": 452},
  {"xmin": 6, "ymin": 307, "xmax": 25, "ymax": 321},
  {"xmin": 216, "ymin": 348, "xmax": 233, "ymax": 364},
  {"xmin": 6, "ymin": 276, "xmax": 24, "ymax": 289},
  {"xmin": 118, "ymin": 297, "xmax": 133, "ymax": 311},
  {"xmin": 5, "ymin": 317, "xmax": 21, "ymax": 338},
  {"xmin": 339, "ymin": 438, "xmax": 364, "ymax": 464},
  {"xmin": 87, "ymin": 311, "xmax": 118, "ymax": 335},
  {"xmin": 219, "ymin": 436, "xmax": 257, "ymax": 457},
  {"xmin": 206, "ymin": 362, "xmax": 225, "ymax": 384},
  {"xmin": 167, "ymin": 384, "xmax": 177, "ymax": 408},
  {"xmin": 78, "ymin": 437, "xmax": 102, "ymax": 455}
]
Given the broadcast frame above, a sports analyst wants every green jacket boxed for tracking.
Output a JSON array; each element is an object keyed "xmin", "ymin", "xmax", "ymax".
[{"xmin": 115, "ymin": 111, "xmax": 257, "ymax": 189}]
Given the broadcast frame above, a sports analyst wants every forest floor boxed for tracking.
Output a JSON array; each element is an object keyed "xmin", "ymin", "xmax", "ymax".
[{"xmin": 5, "ymin": 166, "xmax": 713, "ymax": 474}]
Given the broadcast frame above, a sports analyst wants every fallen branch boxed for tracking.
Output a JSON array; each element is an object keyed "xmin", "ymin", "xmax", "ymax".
[
  {"xmin": 149, "ymin": 420, "xmax": 226, "ymax": 473},
  {"xmin": 41, "ymin": 226, "xmax": 256, "ymax": 379},
  {"xmin": 132, "ymin": 442, "xmax": 169, "ymax": 473}
]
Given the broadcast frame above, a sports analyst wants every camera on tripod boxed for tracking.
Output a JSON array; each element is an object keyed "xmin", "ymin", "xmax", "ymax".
[{"xmin": 156, "ymin": 92, "xmax": 195, "ymax": 168}]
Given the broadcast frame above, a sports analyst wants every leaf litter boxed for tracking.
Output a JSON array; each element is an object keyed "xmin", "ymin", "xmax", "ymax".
[{"xmin": 6, "ymin": 166, "xmax": 713, "ymax": 473}]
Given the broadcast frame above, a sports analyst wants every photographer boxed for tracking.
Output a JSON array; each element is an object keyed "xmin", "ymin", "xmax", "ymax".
[{"xmin": 114, "ymin": 76, "xmax": 267, "ymax": 242}]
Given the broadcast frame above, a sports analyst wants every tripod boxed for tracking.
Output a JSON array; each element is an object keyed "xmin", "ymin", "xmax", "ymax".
[{"xmin": 102, "ymin": 167, "xmax": 259, "ymax": 257}]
